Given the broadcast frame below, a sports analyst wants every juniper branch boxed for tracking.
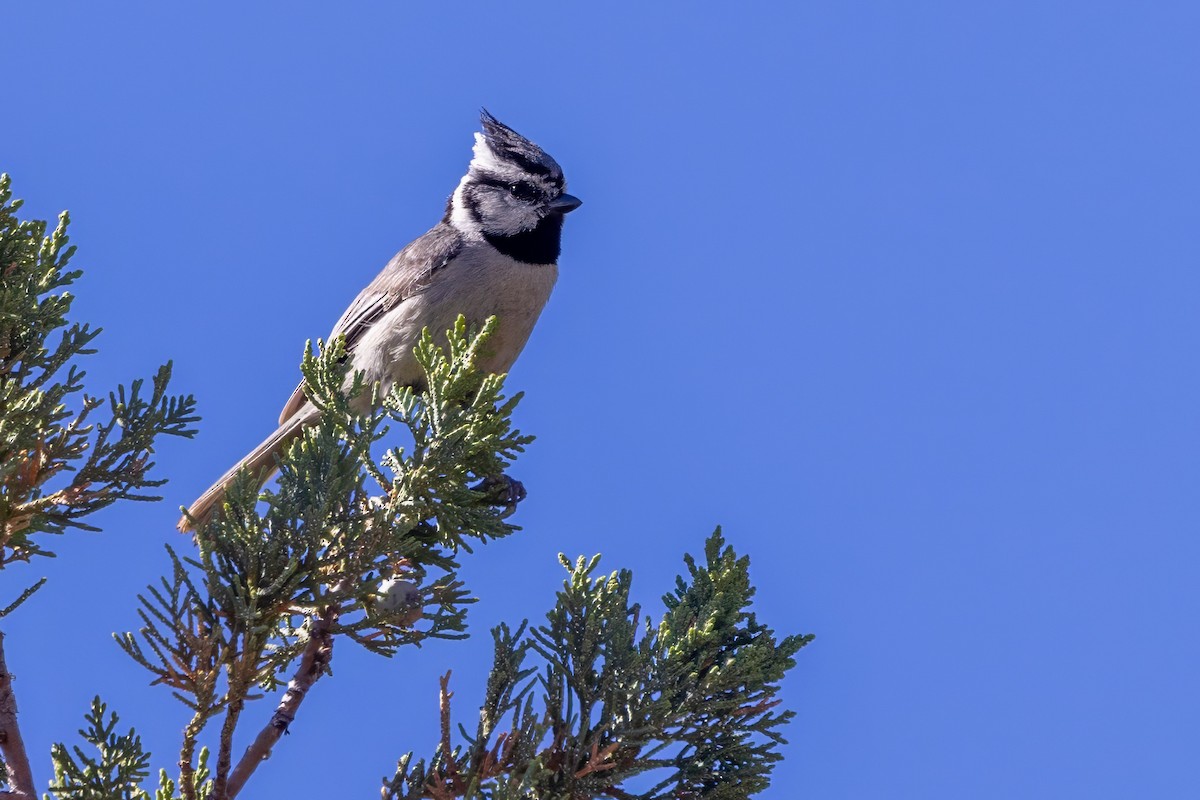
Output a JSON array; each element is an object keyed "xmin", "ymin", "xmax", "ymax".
[
  {"xmin": 0, "ymin": 634, "xmax": 34, "ymax": 800},
  {"xmin": 106, "ymin": 318, "xmax": 534, "ymax": 799},
  {"xmin": 385, "ymin": 529, "xmax": 811, "ymax": 800},
  {"xmin": 0, "ymin": 173, "xmax": 198, "ymax": 561},
  {"xmin": 225, "ymin": 603, "xmax": 336, "ymax": 798}
]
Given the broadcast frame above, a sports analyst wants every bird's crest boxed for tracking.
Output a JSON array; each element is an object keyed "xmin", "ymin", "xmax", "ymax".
[{"xmin": 471, "ymin": 109, "xmax": 563, "ymax": 183}]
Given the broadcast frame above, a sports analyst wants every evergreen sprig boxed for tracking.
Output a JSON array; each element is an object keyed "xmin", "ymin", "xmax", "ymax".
[
  {"xmin": 46, "ymin": 699, "xmax": 212, "ymax": 800},
  {"xmin": 115, "ymin": 317, "xmax": 535, "ymax": 798},
  {"xmin": 382, "ymin": 316, "xmax": 534, "ymax": 553},
  {"xmin": 46, "ymin": 697, "xmax": 152, "ymax": 800},
  {"xmin": 115, "ymin": 546, "xmax": 225, "ymax": 713},
  {"xmin": 0, "ymin": 173, "xmax": 198, "ymax": 574},
  {"xmin": 385, "ymin": 529, "xmax": 811, "ymax": 800}
]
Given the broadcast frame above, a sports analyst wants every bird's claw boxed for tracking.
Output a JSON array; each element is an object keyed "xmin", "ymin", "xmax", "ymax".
[{"xmin": 473, "ymin": 474, "xmax": 527, "ymax": 519}]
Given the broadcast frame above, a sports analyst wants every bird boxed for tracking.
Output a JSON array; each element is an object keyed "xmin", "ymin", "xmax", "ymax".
[{"xmin": 179, "ymin": 110, "xmax": 580, "ymax": 531}]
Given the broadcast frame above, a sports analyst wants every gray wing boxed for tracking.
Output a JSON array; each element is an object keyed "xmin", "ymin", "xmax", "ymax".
[{"xmin": 278, "ymin": 223, "xmax": 464, "ymax": 423}]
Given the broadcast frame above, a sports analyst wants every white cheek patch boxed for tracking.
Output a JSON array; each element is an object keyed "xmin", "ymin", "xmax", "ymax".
[{"xmin": 448, "ymin": 181, "xmax": 481, "ymax": 237}]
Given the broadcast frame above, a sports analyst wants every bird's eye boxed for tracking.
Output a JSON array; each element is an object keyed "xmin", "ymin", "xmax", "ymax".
[{"xmin": 508, "ymin": 182, "xmax": 540, "ymax": 202}]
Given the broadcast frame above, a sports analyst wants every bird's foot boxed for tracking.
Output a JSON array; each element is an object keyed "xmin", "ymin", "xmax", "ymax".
[{"xmin": 472, "ymin": 474, "xmax": 527, "ymax": 519}]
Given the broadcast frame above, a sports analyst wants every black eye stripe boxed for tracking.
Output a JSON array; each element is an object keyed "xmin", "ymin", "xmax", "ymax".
[
  {"xmin": 471, "ymin": 175, "xmax": 549, "ymax": 202},
  {"xmin": 473, "ymin": 175, "xmax": 516, "ymax": 191}
]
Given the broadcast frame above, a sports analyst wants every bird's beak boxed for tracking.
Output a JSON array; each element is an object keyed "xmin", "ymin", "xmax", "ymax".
[{"xmin": 548, "ymin": 193, "xmax": 582, "ymax": 214}]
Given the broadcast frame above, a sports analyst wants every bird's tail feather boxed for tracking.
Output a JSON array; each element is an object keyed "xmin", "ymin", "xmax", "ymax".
[{"xmin": 177, "ymin": 408, "xmax": 317, "ymax": 532}]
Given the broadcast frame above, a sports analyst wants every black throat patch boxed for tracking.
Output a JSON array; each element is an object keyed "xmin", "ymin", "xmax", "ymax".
[{"xmin": 484, "ymin": 213, "xmax": 565, "ymax": 265}]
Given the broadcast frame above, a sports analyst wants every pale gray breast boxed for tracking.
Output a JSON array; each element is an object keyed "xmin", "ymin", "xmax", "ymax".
[{"xmin": 352, "ymin": 240, "xmax": 558, "ymax": 392}]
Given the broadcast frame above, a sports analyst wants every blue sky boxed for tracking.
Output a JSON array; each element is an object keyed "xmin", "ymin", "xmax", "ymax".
[{"xmin": 5, "ymin": 2, "xmax": 1199, "ymax": 797}]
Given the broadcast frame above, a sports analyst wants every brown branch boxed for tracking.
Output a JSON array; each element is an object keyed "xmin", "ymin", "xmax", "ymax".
[
  {"xmin": 438, "ymin": 671, "xmax": 454, "ymax": 763},
  {"xmin": 574, "ymin": 741, "xmax": 619, "ymax": 778},
  {"xmin": 178, "ymin": 708, "xmax": 210, "ymax": 800},
  {"xmin": 425, "ymin": 671, "xmax": 463, "ymax": 798},
  {"xmin": 0, "ymin": 632, "xmax": 36, "ymax": 800},
  {"xmin": 224, "ymin": 609, "xmax": 336, "ymax": 799},
  {"xmin": 731, "ymin": 697, "xmax": 781, "ymax": 717},
  {"xmin": 211, "ymin": 688, "xmax": 246, "ymax": 800}
]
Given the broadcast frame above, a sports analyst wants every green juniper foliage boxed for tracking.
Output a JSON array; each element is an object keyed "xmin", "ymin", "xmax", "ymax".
[
  {"xmin": 0, "ymin": 173, "xmax": 197, "ymax": 574},
  {"xmin": 115, "ymin": 318, "xmax": 539, "ymax": 799},
  {"xmin": 47, "ymin": 697, "xmax": 153, "ymax": 800},
  {"xmin": 2, "ymin": 173, "xmax": 809, "ymax": 800},
  {"xmin": 383, "ymin": 530, "xmax": 812, "ymax": 800},
  {"xmin": 0, "ymin": 173, "xmax": 195, "ymax": 799},
  {"xmin": 46, "ymin": 698, "xmax": 212, "ymax": 800}
]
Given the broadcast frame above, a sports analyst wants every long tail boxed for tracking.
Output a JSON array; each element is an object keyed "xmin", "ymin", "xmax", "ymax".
[{"xmin": 178, "ymin": 408, "xmax": 317, "ymax": 532}]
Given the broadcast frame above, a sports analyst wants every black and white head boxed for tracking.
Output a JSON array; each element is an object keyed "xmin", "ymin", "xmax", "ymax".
[{"xmin": 447, "ymin": 110, "xmax": 582, "ymax": 265}]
